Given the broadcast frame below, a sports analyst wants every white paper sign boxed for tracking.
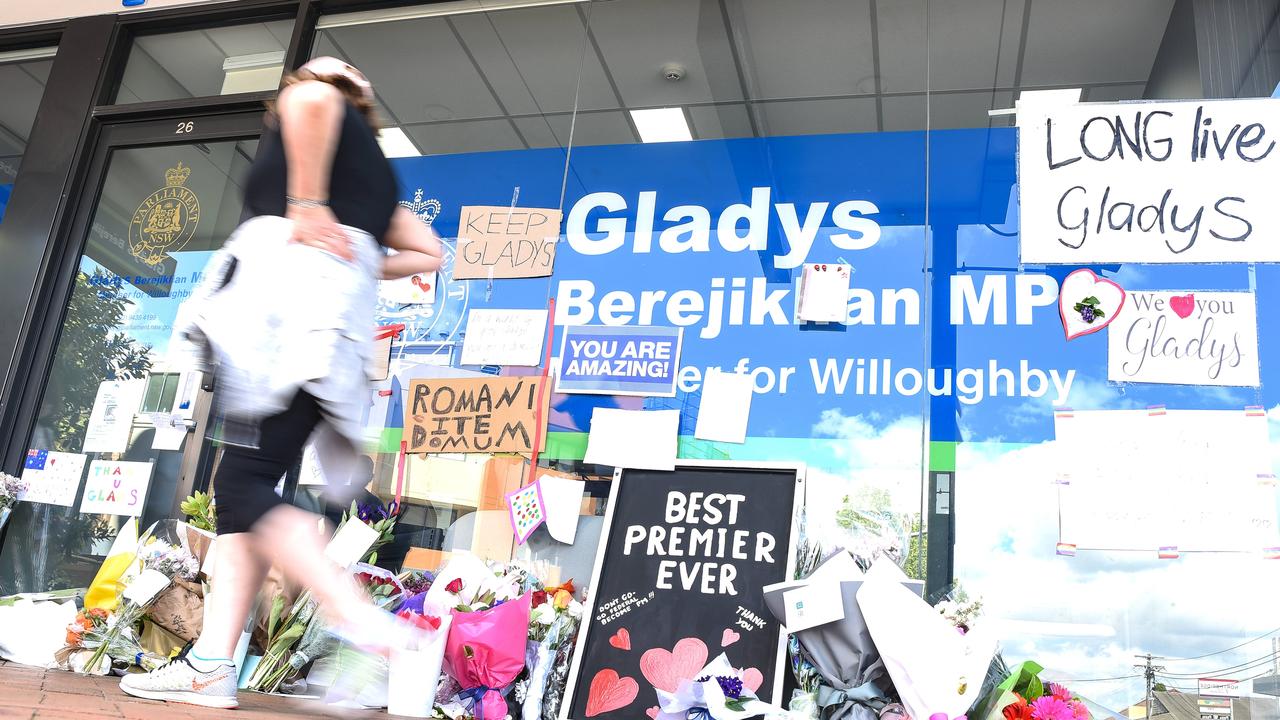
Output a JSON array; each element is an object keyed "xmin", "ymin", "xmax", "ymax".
[
  {"xmin": 797, "ymin": 263, "xmax": 851, "ymax": 322},
  {"xmin": 1019, "ymin": 98, "xmax": 1280, "ymax": 264},
  {"xmin": 82, "ymin": 380, "xmax": 145, "ymax": 453},
  {"xmin": 324, "ymin": 518, "xmax": 380, "ymax": 567},
  {"xmin": 380, "ymin": 270, "xmax": 437, "ymax": 305},
  {"xmin": 583, "ymin": 408, "xmax": 679, "ymax": 471},
  {"xmin": 149, "ymin": 413, "xmax": 188, "ymax": 451},
  {"xmin": 1108, "ymin": 290, "xmax": 1259, "ymax": 386},
  {"xmin": 19, "ymin": 450, "xmax": 87, "ymax": 507},
  {"xmin": 694, "ymin": 369, "xmax": 753, "ymax": 443},
  {"xmin": 782, "ymin": 582, "xmax": 846, "ymax": 632},
  {"xmin": 80, "ymin": 461, "xmax": 153, "ymax": 517},
  {"xmin": 537, "ymin": 474, "xmax": 585, "ymax": 544},
  {"xmin": 460, "ymin": 309, "xmax": 548, "ymax": 366},
  {"xmin": 1055, "ymin": 409, "xmax": 1278, "ymax": 551}
]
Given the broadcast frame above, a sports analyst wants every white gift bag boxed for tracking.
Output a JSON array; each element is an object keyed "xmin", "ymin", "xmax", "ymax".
[{"xmin": 387, "ymin": 613, "xmax": 452, "ymax": 718}]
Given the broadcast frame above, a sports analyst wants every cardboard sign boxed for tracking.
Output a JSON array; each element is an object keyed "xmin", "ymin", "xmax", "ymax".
[
  {"xmin": 454, "ymin": 205, "xmax": 562, "ymax": 279},
  {"xmin": 403, "ymin": 376, "xmax": 548, "ymax": 454},
  {"xmin": 80, "ymin": 460, "xmax": 153, "ymax": 517},
  {"xmin": 563, "ymin": 463, "xmax": 803, "ymax": 720},
  {"xmin": 556, "ymin": 325, "xmax": 683, "ymax": 396},
  {"xmin": 1107, "ymin": 290, "xmax": 1259, "ymax": 386},
  {"xmin": 1019, "ymin": 98, "xmax": 1280, "ymax": 264}
]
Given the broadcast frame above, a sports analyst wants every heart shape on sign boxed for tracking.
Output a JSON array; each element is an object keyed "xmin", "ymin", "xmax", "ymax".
[
  {"xmin": 721, "ymin": 628, "xmax": 740, "ymax": 647},
  {"xmin": 411, "ymin": 275, "xmax": 432, "ymax": 292},
  {"xmin": 646, "ymin": 708, "xmax": 660, "ymax": 720},
  {"xmin": 585, "ymin": 669, "xmax": 639, "ymax": 717},
  {"xmin": 1058, "ymin": 269, "xmax": 1126, "ymax": 340},
  {"xmin": 1170, "ymin": 293, "xmax": 1195, "ymax": 319},
  {"xmin": 640, "ymin": 638, "xmax": 708, "ymax": 693},
  {"xmin": 609, "ymin": 627, "xmax": 631, "ymax": 651},
  {"xmin": 742, "ymin": 667, "xmax": 764, "ymax": 694}
]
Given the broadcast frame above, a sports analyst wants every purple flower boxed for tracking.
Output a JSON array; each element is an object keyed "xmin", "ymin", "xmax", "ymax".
[
  {"xmin": 356, "ymin": 501, "xmax": 389, "ymax": 523},
  {"xmin": 696, "ymin": 675, "xmax": 744, "ymax": 700}
]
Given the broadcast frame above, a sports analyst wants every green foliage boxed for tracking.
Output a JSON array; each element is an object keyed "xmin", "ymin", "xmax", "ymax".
[{"xmin": 179, "ymin": 491, "xmax": 216, "ymax": 532}]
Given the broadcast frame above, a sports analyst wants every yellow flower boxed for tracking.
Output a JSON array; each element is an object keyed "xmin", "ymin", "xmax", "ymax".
[{"xmin": 553, "ymin": 589, "xmax": 572, "ymax": 610}]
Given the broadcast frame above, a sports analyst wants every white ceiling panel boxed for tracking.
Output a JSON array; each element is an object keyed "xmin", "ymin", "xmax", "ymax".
[
  {"xmin": 878, "ymin": 0, "xmax": 1022, "ymax": 94},
  {"xmin": 587, "ymin": 0, "xmax": 743, "ymax": 107},
  {"xmin": 689, "ymin": 103, "xmax": 755, "ymax": 139},
  {"xmin": 449, "ymin": 13, "xmax": 542, "ymax": 117},
  {"xmin": 482, "ymin": 5, "xmax": 619, "ymax": 113},
  {"xmin": 201, "ymin": 21, "xmax": 291, "ymax": 57},
  {"xmin": 883, "ymin": 90, "xmax": 1014, "ymax": 132},
  {"xmin": 1082, "ymin": 83, "xmax": 1148, "ymax": 102},
  {"xmin": 734, "ymin": 0, "xmax": 876, "ymax": 100},
  {"xmin": 318, "ymin": 19, "xmax": 505, "ymax": 124},
  {"xmin": 404, "ymin": 119, "xmax": 527, "ymax": 155},
  {"xmin": 754, "ymin": 97, "xmax": 878, "ymax": 137},
  {"xmin": 1020, "ymin": 0, "xmax": 1173, "ymax": 88}
]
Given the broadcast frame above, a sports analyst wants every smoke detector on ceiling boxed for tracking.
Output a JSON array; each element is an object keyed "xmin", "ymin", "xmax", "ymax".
[{"xmin": 662, "ymin": 64, "xmax": 686, "ymax": 82}]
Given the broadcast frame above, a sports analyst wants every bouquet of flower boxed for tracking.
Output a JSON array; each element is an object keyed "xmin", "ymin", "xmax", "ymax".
[
  {"xmin": 968, "ymin": 661, "xmax": 1090, "ymax": 720},
  {"xmin": 655, "ymin": 653, "xmax": 782, "ymax": 720},
  {"xmin": 935, "ymin": 586, "xmax": 983, "ymax": 635},
  {"xmin": 81, "ymin": 538, "xmax": 199, "ymax": 673},
  {"xmin": 246, "ymin": 502, "xmax": 397, "ymax": 693},
  {"xmin": 0, "ymin": 472, "xmax": 27, "ymax": 512},
  {"xmin": 444, "ymin": 592, "xmax": 532, "ymax": 720},
  {"xmin": 521, "ymin": 580, "xmax": 583, "ymax": 720}
]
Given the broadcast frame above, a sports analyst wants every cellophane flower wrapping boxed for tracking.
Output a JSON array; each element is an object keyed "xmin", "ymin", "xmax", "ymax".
[
  {"xmin": 522, "ymin": 610, "xmax": 581, "ymax": 720},
  {"xmin": 444, "ymin": 592, "xmax": 532, "ymax": 720},
  {"xmin": 656, "ymin": 653, "xmax": 782, "ymax": 720},
  {"xmin": 388, "ymin": 603, "xmax": 452, "ymax": 718}
]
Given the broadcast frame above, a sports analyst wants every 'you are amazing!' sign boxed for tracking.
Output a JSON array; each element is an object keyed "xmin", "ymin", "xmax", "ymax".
[
  {"xmin": 563, "ymin": 464, "xmax": 802, "ymax": 720},
  {"xmin": 1019, "ymin": 98, "xmax": 1280, "ymax": 263}
]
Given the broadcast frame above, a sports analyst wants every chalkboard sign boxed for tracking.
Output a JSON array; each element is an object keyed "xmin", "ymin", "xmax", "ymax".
[{"xmin": 562, "ymin": 462, "xmax": 804, "ymax": 720}]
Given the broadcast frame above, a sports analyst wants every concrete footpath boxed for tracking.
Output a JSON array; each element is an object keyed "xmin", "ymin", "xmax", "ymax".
[{"xmin": 0, "ymin": 660, "xmax": 396, "ymax": 719}]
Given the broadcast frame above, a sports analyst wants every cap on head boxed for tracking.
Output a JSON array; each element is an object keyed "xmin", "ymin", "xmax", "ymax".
[{"xmin": 298, "ymin": 56, "xmax": 374, "ymax": 103}]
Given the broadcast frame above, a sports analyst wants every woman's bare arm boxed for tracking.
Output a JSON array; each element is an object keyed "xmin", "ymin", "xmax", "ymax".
[
  {"xmin": 381, "ymin": 206, "xmax": 444, "ymax": 279},
  {"xmin": 277, "ymin": 80, "xmax": 351, "ymax": 260}
]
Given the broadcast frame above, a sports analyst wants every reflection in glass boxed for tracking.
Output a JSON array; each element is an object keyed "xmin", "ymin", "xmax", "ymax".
[
  {"xmin": 0, "ymin": 47, "xmax": 56, "ymax": 224},
  {"xmin": 114, "ymin": 20, "xmax": 294, "ymax": 103},
  {"xmin": 0, "ymin": 140, "xmax": 256, "ymax": 594}
]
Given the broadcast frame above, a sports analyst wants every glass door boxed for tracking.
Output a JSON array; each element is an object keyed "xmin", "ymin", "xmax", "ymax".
[{"xmin": 0, "ymin": 111, "xmax": 262, "ymax": 593}]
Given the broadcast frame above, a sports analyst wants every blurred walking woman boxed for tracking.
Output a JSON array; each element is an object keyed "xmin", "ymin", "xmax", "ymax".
[{"xmin": 120, "ymin": 57, "xmax": 443, "ymax": 709}]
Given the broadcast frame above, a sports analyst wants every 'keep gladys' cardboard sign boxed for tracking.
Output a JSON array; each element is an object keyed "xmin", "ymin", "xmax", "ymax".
[
  {"xmin": 404, "ymin": 376, "xmax": 549, "ymax": 454},
  {"xmin": 454, "ymin": 205, "xmax": 562, "ymax": 279}
]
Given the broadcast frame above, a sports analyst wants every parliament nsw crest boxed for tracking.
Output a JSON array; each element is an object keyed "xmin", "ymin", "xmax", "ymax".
[{"xmin": 129, "ymin": 162, "xmax": 200, "ymax": 267}]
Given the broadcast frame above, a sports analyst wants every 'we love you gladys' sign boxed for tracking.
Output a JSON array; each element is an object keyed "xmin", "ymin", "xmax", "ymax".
[
  {"xmin": 1107, "ymin": 290, "xmax": 1260, "ymax": 387},
  {"xmin": 1019, "ymin": 98, "xmax": 1280, "ymax": 264}
]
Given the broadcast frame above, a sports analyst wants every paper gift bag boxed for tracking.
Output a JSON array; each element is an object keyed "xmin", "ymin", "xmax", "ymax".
[
  {"xmin": 147, "ymin": 578, "xmax": 204, "ymax": 642},
  {"xmin": 387, "ymin": 614, "xmax": 452, "ymax": 718}
]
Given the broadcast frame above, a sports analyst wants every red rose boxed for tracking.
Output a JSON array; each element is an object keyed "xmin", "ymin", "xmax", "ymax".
[
  {"xmin": 532, "ymin": 590, "xmax": 548, "ymax": 608},
  {"xmin": 446, "ymin": 578, "xmax": 463, "ymax": 594}
]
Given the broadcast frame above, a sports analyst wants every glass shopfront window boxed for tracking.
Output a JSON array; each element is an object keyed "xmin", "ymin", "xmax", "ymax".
[
  {"xmin": 114, "ymin": 19, "xmax": 294, "ymax": 103},
  {"xmin": 0, "ymin": 46, "xmax": 56, "ymax": 225}
]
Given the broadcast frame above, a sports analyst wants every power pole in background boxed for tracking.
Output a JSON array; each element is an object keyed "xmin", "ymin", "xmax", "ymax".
[{"xmin": 1135, "ymin": 654, "xmax": 1166, "ymax": 719}]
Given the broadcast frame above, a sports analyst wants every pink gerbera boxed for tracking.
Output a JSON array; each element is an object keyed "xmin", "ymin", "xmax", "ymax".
[
  {"xmin": 1047, "ymin": 683, "xmax": 1072, "ymax": 702},
  {"xmin": 1070, "ymin": 700, "xmax": 1090, "ymax": 720},
  {"xmin": 1030, "ymin": 696, "xmax": 1075, "ymax": 720}
]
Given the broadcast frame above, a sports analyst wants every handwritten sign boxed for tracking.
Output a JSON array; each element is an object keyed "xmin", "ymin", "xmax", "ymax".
[
  {"xmin": 403, "ymin": 376, "xmax": 548, "ymax": 454},
  {"xmin": 80, "ymin": 460, "xmax": 153, "ymax": 517},
  {"xmin": 564, "ymin": 464, "xmax": 802, "ymax": 720},
  {"xmin": 1019, "ymin": 98, "xmax": 1280, "ymax": 263},
  {"xmin": 82, "ymin": 379, "xmax": 145, "ymax": 453},
  {"xmin": 1108, "ymin": 290, "xmax": 1259, "ymax": 386},
  {"xmin": 556, "ymin": 325, "xmax": 683, "ymax": 396},
  {"xmin": 460, "ymin": 309, "xmax": 549, "ymax": 366},
  {"xmin": 1054, "ymin": 409, "xmax": 1277, "ymax": 551},
  {"xmin": 20, "ymin": 450, "xmax": 87, "ymax": 507},
  {"xmin": 454, "ymin": 205, "xmax": 562, "ymax": 279}
]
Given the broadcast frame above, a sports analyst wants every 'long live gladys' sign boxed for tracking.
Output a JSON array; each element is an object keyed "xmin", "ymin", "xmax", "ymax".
[{"xmin": 1019, "ymin": 98, "xmax": 1280, "ymax": 264}]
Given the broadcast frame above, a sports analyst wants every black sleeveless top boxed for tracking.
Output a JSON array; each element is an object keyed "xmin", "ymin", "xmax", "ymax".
[{"xmin": 243, "ymin": 101, "xmax": 398, "ymax": 243}]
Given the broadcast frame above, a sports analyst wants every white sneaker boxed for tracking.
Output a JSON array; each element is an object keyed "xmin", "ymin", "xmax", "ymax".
[{"xmin": 119, "ymin": 657, "xmax": 239, "ymax": 709}]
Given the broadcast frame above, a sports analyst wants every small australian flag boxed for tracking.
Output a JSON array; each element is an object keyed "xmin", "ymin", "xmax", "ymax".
[{"xmin": 25, "ymin": 449, "xmax": 48, "ymax": 471}]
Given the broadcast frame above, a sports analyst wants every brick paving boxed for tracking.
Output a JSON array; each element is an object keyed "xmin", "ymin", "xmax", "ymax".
[{"xmin": 0, "ymin": 660, "xmax": 401, "ymax": 719}]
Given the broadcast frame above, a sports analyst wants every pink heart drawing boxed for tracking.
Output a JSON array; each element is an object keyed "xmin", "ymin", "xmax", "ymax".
[
  {"xmin": 609, "ymin": 627, "xmax": 631, "ymax": 651},
  {"xmin": 1170, "ymin": 293, "xmax": 1195, "ymax": 319},
  {"xmin": 646, "ymin": 707, "xmax": 660, "ymax": 720},
  {"xmin": 1058, "ymin": 269, "xmax": 1126, "ymax": 340},
  {"xmin": 640, "ymin": 638, "xmax": 709, "ymax": 693},
  {"xmin": 585, "ymin": 669, "xmax": 639, "ymax": 717},
  {"xmin": 742, "ymin": 668, "xmax": 764, "ymax": 694},
  {"xmin": 721, "ymin": 628, "xmax": 740, "ymax": 647}
]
